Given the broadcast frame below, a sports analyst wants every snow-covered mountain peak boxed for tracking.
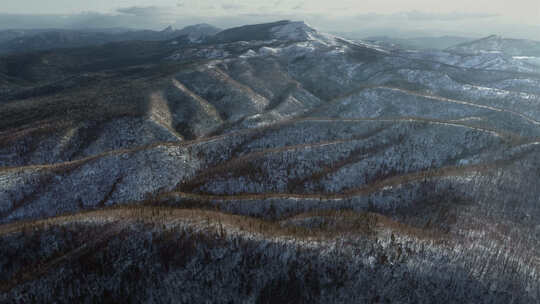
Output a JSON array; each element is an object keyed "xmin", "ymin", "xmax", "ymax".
[
  {"xmin": 175, "ymin": 23, "xmax": 221, "ymax": 42},
  {"xmin": 270, "ymin": 20, "xmax": 343, "ymax": 47},
  {"xmin": 161, "ymin": 26, "xmax": 175, "ymax": 33},
  {"xmin": 181, "ymin": 23, "xmax": 220, "ymax": 32},
  {"xmin": 269, "ymin": 21, "xmax": 317, "ymax": 41},
  {"xmin": 209, "ymin": 20, "xmax": 336, "ymax": 45}
]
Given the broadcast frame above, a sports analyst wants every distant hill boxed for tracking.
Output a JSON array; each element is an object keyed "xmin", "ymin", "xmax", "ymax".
[
  {"xmin": 176, "ymin": 23, "xmax": 221, "ymax": 42},
  {"xmin": 0, "ymin": 24, "xmax": 221, "ymax": 54},
  {"xmin": 364, "ymin": 35, "xmax": 475, "ymax": 50},
  {"xmin": 447, "ymin": 35, "xmax": 540, "ymax": 56},
  {"xmin": 2, "ymin": 20, "xmax": 540, "ymax": 303}
]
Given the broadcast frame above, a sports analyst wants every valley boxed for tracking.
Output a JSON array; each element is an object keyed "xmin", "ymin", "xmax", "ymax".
[{"xmin": 1, "ymin": 20, "xmax": 540, "ymax": 303}]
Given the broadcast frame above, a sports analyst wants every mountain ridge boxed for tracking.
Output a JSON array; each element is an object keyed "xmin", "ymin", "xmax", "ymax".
[
  {"xmin": 0, "ymin": 23, "xmax": 222, "ymax": 54},
  {"xmin": 447, "ymin": 34, "xmax": 540, "ymax": 56},
  {"xmin": 1, "ymin": 19, "xmax": 540, "ymax": 303},
  {"xmin": 209, "ymin": 20, "xmax": 324, "ymax": 44}
]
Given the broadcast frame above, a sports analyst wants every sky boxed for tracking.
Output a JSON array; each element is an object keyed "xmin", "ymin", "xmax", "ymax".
[{"xmin": 1, "ymin": 0, "xmax": 539, "ymax": 39}]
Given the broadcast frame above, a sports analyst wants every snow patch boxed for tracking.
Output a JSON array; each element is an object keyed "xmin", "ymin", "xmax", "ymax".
[
  {"xmin": 270, "ymin": 21, "xmax": 337, "ymax": 46},
  {"xmin": 259, "ymin": 46, "xmax": 281, "ymax": 56},
  {"xmin": 240, "ymin": 49, "xmax": 257, "ymax": 58},
  {"xmin": 270, "ymin": 21, "xmax": 317, "ymax": 41}
]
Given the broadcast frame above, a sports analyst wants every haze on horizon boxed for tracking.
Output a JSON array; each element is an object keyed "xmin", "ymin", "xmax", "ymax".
[{"xmin": 1, "ymin": 0, "xmax": 539, "ymax": 40}]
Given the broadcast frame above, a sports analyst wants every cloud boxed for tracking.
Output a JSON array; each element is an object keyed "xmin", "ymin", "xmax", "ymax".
[
  {"xmin": 116, "ymin": 6, "xmax": 168, "ymax": 17},
  {"xmin": 111, "ymin": 6, "xmax": 185, "ymax": 28},
  {"xmin": 0, "ymin": 5, "xmax": 538, "ymax": 41},
  {"xmin": 400, "ymin": 11, "xmax": 499, "ymax": 21},
  {"xmin": 349, "ymin": 11, "xmax": 499, "ymax": 23},
  {"xmin": 221, "ymin": 4, "xmax": 245, "ymax": 10},
  {"xmin": 0, "ymin": 7, "xmax": 178, "ymax": 31}
]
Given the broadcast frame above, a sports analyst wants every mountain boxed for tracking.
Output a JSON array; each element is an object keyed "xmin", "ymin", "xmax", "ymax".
[
  {"xmin": 0, "ymin": 29, "xmax": 43, "ymax": 43},
  {"xmin": 385, "ymin": 35, "xmax": 540, "ymax": 74},
  {"xmin": 2, "ymin": 20, "xmax": 540, "ymax": 303},
  {"xmin": 364, "ymin": 35, "xmax": 475, "ymax": 50},
  {"xmin": 176, "ymin": 23, "xmax": 222, "ymax": 42},
  {"xmin": 447, "ymin": 34, "xmax": 540, "ymax": 56},
  {"xmin": 0, "ymin": 24, "xmax": 221, "ymax": 54},
  {"xmin": 209, "ymin": 20, "xmax": 325, "ymax": 43}
]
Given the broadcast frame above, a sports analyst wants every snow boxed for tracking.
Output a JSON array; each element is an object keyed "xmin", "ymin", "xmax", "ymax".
[
  {"xmin": 399, "ymin": 47, "xmax": 540, "ymax": 73},
  {"xmin": 513, "ymin": 56, "xmax": 540, "ymax": 67},
  {"xmin": 479, "ymin": 50, "xmax": 502, "ymax": 54},
  {"xmin": 256, "ymin": 42, "xmax": 318, "ymax": 58},
  {"xmin": 341, "ymin": 37, "xmax": 391, "ymax": 54},
  {"xmin": 258, "ymin": 46, "xmax": 280, "ymax": 56},
  {"xmin": 270, "ymin": 21, "xmax": 317, "ymax": 41},
  {"xmin": 239, "ymin": 49, "xmax": 257, "ymax": 58},
  {"xmin": 269, "ymin": 21, "xmax": 338, "ymax": 46}
]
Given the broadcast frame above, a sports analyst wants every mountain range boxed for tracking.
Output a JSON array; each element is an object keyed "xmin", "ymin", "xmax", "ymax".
[
  {"xmin": 1, "ymin": 20, "xmax": 540, "ymax": 303},
  {"xmin": 0, "ymin": 24, "xmax": 221, "ymax": 54},
  {"xmin": 447, "ymin": 34, "xmax": 540, "ymax": 56},
  {"xmin": 359, "ymin": 35, "xmax": 475, "ymax": 50}
]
